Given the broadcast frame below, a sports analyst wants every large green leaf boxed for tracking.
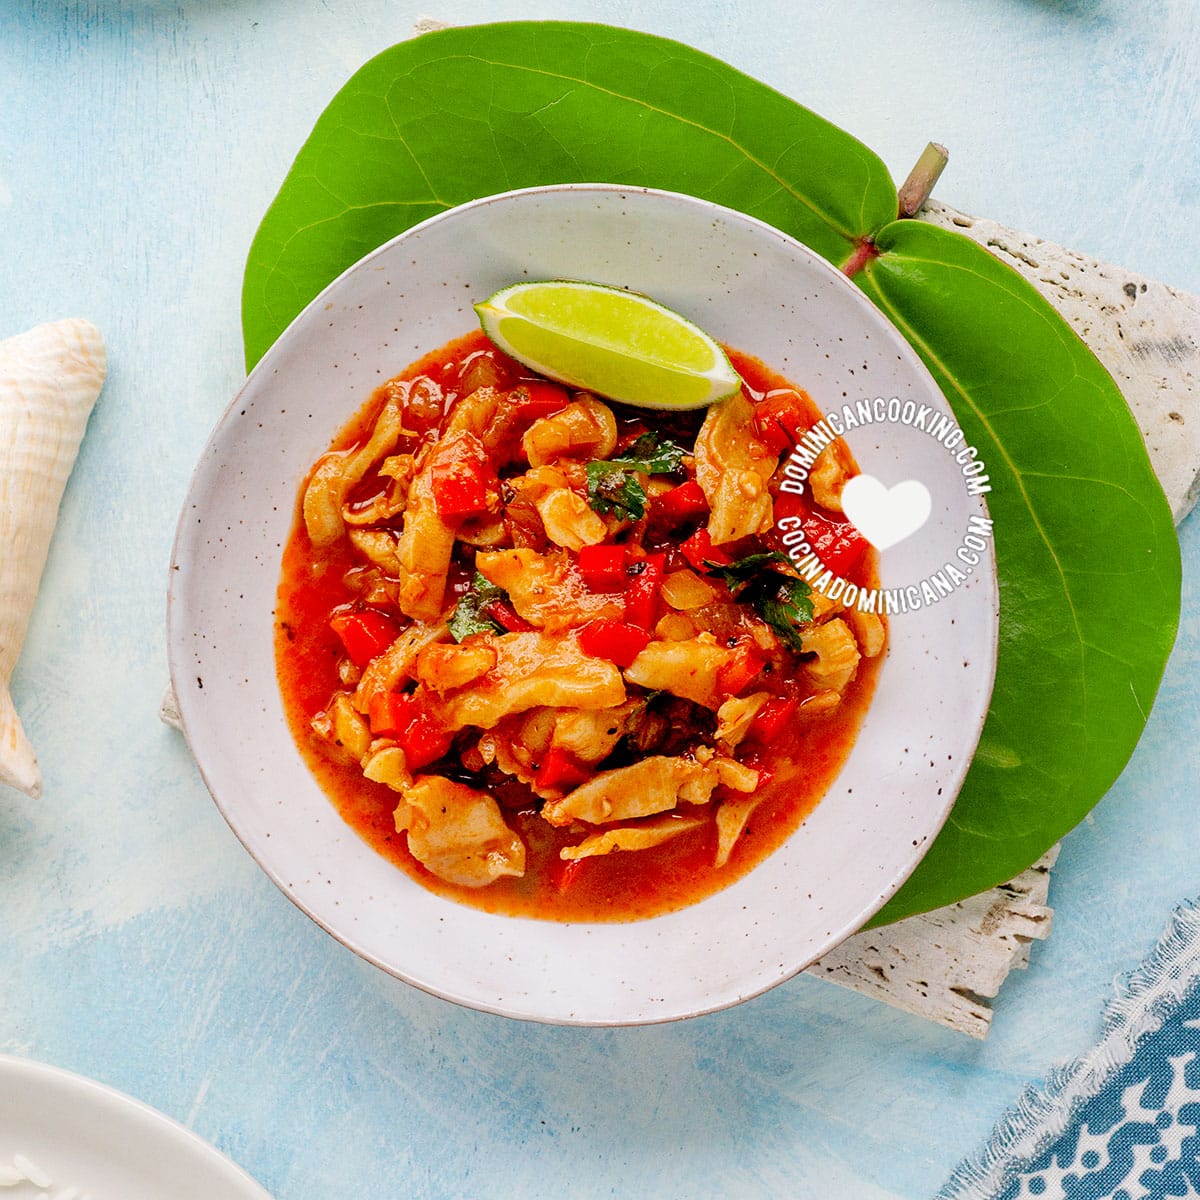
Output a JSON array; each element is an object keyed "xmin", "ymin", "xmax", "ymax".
[
  {"xmin": 857, "ymin": 222, "xmax": 1179, "ymax": 920},
  {"xmin": 242, "ymin": 22, "xmax": 897, "ymax": 368},
  {"xmin": 241, "ymin": 22, "xmax": 1180, "ymax": 922}
]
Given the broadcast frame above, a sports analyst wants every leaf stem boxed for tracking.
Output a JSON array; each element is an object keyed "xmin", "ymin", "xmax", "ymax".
[
  {"xmin": 897, "ymin": 142, "xmax": 949, "ymax": 218},
  {"xmin": 841, "ymin": 238, "xmax": 881, "ymax": 278}
]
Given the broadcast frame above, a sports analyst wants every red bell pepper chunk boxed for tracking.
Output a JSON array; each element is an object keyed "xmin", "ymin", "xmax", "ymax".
[
  {"xmin": 773, "ymin": 492, "xmax": 869, "ymax": 578},
  {"xmin": 368, "ymin": 690, "xmax": 416, "ymax": 738},
  {"xmin": 745, "ymin": 695, "xmax": 800, "ymax": 744},
  {"xmin": 535, "ymin": 747, "xmax": 591, "ymax": 792},
  {"xmin": 802, "ymin": 508, "xmax": 868, "ymax": 577},
  {"xmin": 805, "ymin": 509, "xmax": 869, "ymax": 577},
  {"xmin": 753, "ymin": 390, "xmax": 811, "ymax": 456},
  {"xmin": 680, "ymin": 527, "xmax": 731, "ymax": 573},
  {"xmin": 429, "ymin": 435, "xmax": 497, "ymax": 520},
  {"xmin": 623, "ymin": 553, "xmax": 666, "ymax": 632},
  {"xmin": 577, "ymin": 618, "xmax": 652, "ymax": 668},
  {"xmin": 577, "ymin": 544, "xmax": 628, "ymax": 593},
  {"xmin": 717, "ymin": 642, "xmax": 766, "ymax": 697},
  {"xmin": 367, "ymin": 691, "xmax": 453, "ymax": 769},
  {"xmin": 656, "ymin": 479, "xmax": 709, "ymax": 522},
  {"xmin": 400, "ymin": 709, "xmax": 455, "ymax": 770},
  {"xmin": 512, "ymin": 379, "xmax": 571, "ymax": 422},
  {"xmin": 330, "ymin": 609, "xmax": 400, "ymax": 667},
  {"xmin": 483, "ymin": 598, "xmax": 533, "ymax": 633}
]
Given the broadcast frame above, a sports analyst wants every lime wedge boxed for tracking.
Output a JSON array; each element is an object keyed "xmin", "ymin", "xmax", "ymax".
[{"xmin": 474, "ymin": 280, "xmax": 742, "ymax": 410}]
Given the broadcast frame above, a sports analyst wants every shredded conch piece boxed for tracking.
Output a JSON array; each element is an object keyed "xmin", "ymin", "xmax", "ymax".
[
  {"xmin": 303, "ymin": 386, "xmax": 406, "ymax": 546},
  {"xmin": 623, "ymin": 635, "xmax": 738, "ymax": 709},
  {"xmin": 694, "ymin": 391, "xmax": 775, "ymax": 543},
  {"xmin": 846, "ymin": 608, "xmax": 887, "ymax": 658},
  {"xmin": 475, "ymin": 547, "xmax": 623, "ymax": 631},
  {"xmin": 540, "ymin": 754, "xmax": 719, "ymax": 826},
  {"xmin": 560, "ymin": 813, "xmax": 708, "ymax": 861},
  {"xmin": 802, "ymin": 618, "xmax": 861, "ymax": 694},
  {"xmin": 353, "ymin": 620, "xmax": 449, "ymax": 712},
  {"xmin": 549, "ymin": 702, "xmax": 638, "ymax": 763},
  {"xmin": 429, "ymin": 632, "xmax": 625, "ymax": 731},
  {"xmin": 395, "ymin": 446, "xmax": 459, "ymax": 621},
  {"xmin": 0, "ymin": 319, "xmax": 105, "ymax": 798},
  {"xmin": 808, "ymin": 439, "xmax": 855, "ymax": 512},
  {"xmin": 394, "ymin": 775, "xmax": 526, "ymax": 886},
  {"xmin": 714, "ymin": 692, "xmax": 770, "ymax": 748},
  {"xmin": 533, "ymin": 486, "xmax": 608, "ymax": 550}
]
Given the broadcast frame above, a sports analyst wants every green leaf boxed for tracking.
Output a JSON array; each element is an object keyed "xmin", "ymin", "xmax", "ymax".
[
  {"xmin": 705, "ymin": 552, "xmax": 814, "ymax": 651},
  {"xmin": 858, "ymin": 221, "xmax": 1179, "ymax": 922},
  {"xmin": 585, "ymin": 461, "xmax": 647, "ymax": 521},
  {"xmin": 609, "ymin": 432, "xmax": 689, "ymax": 474},
  {"xmin": 241, "ymin": 22, "xmax": 897, "ymax": 370},
  {"xmin": 242, "ymin": 22, "xmax": 1180, "ymax": 922},
  {"xmin": 704, "ymin": 550, "xmax": 794, "ymax": 588},
  {"xmin": 448, "ymin": 573, "xmax": 507, "ymax": 642},
  {"xmin": 586, "ymin": 432, "xmax": 687, "ymax": 520}
]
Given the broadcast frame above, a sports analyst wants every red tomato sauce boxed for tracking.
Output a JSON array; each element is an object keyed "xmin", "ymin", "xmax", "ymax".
[{"xmin": 275, "ymin": 331, "xmax": 882, "ymax": 922}]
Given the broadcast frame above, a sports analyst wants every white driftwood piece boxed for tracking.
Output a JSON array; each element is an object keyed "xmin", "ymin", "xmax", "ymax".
[
  {"xmin": 808, "ymin": 849, "xmax": 1059, "ymax": 1039},
  {"xmin": 805, "ymin": 203, "xmax": 1199, "ymax": 1036},
  {"xmin": 159, "ymin": 182, "xmax": 1200, "ymax": 1034},
  {"xmin": 0, "ymin": 318, "xmax": 105, "ymax": 798},
  {"xmin": 919, "ymin": 199, "xmax": 1200, "ymax": 523}
]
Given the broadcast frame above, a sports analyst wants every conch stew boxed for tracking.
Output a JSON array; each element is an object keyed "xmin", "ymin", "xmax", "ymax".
[{"xmin": 276, "ymin": 330, "xmax": 885, "ymax": 921}]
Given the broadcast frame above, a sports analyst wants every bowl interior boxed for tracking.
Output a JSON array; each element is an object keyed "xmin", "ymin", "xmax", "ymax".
[{"xmin": 168, "ymin": 184, "xmax": 997, "ymax": 1024}]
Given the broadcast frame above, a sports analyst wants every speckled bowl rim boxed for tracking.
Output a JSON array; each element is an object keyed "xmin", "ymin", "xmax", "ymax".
[{"xmin": 168, "ymin": 184, "xmax": 999, "ymax": 1025}]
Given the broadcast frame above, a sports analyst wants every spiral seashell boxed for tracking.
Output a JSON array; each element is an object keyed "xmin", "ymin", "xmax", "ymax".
[{"xmin": 0, "ymin": 318, "xmax": 105, "ymax": 797}]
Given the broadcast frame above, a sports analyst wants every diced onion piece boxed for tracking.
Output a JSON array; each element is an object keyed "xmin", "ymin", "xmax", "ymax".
[
  {"xmin": 714, "ymin": 793, "xmax": 767, "ymax": 868},
  {"xmin": 523, "ymin": 396, "xmax": 618, "ymax": 466},
  {"xmin": 661, "ymin": 568, "xmax": 717, "ymax": 610}
]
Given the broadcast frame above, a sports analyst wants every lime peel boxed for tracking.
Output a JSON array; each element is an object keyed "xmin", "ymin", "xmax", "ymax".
[{"xmin": 474, "ymin": 280, "xmax": 742, "ymax": 411}]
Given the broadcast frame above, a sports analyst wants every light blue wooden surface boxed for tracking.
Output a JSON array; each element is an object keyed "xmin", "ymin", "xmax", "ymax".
[{"xmin": 2, "ymin": 2, "xmax": 1198, "ymax": 1196}]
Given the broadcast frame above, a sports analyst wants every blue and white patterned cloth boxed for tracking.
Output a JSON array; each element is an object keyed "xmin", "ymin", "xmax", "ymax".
[{"xmin": 940, "ymin": 901, "xmax": 1200, "ymax": 1200}]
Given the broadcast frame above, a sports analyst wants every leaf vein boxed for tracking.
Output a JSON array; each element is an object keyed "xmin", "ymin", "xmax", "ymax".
[{"xmin": 449, "ymin": 52, "xmax": 859, "ymax": 241}]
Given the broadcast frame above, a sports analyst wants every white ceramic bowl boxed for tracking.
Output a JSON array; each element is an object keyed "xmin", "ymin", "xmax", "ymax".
[{"xmin": 168, "ymin": 184, "xmax": 998, "ymax": 1024}]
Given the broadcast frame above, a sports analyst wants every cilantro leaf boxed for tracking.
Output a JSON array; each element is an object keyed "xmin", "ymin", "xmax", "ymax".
[
  {"xmin": 755, "ymin": 579, "xmax": 814, "ymax": 652},
  {"xmin": 586, "ymin": 460, "xmax": 647, "ymax": 521},
  {"xmin": 704, "ymin": 552, "xmax": 813, "ymax": 651},
  {"xmin": 585, "ymin": 432, "xmax": 688, "ymax": 522},
  {"xmin": 609, "ymin": 432, "xmax": 688, "ymax": 474},
  {"xmin": 448, "ymin": 572, "xmax": 507, "ymax": 642},
  {"xmin": 703, "ymin": 551, "xmax": 794, "ymax": 590}
]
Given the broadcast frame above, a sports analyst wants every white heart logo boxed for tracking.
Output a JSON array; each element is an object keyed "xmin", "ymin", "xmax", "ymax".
[{"xmin": 841, "ymin": 475, "xmax": 932, "ymax": 551}]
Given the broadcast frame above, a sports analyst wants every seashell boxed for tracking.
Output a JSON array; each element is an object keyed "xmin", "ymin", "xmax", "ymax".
[{"xmin": 0, "ymin": 318, "xmax": 105, "ymax": 797}]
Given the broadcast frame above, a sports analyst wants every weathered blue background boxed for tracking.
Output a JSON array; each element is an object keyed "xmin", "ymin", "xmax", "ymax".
[{"xmin": 1, "ymin": 2, "xmax": 1198, "ymax": 1196}]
